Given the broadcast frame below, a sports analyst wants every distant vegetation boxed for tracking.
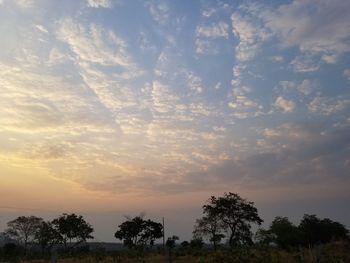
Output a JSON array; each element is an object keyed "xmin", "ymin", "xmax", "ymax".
[{"xmin": 0, "ymin": 192, "xmax": 349, "ymax": 262}]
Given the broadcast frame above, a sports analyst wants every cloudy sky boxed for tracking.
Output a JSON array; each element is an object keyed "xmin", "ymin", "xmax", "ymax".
[{"xmin": 1, "ymin": 0, "xmax": 350, "ymax": 242}]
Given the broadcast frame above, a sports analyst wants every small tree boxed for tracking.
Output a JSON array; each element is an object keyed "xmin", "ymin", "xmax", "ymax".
[
  {"xmin": 114, "ymin": 216, "xmax": 163, "ymax": 249},
  {"xmin": 5, "ymin": 216, "xmax": 43, "ymax": 253},
  {"xmin": 166, "ymin": 235, "xmax": 179, "ymax": 263},
  {"xmin": 255, "ymin": 228, "xmax": 274, "ymax": 246},
  {"xmin": 269, "ymin": 216, "xmax": 301, "ymax": 249},
  {"xmin": 193, "ymin": 213, "xmax": 225, "ymax": 250},
  {"xmin": 35, "ymin": 221, "xmax": 62, "ymax": 255},
  {"xmin": 203, "ymin": 192, "xmax": 263, "ymax": 247},
  {"xmin": 52, "ymin": 213, "xmax": 93, "ymax": 250}
]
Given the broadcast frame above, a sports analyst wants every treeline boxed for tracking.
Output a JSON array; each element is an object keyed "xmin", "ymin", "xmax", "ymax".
[
  {"xmin": 0, "ymin": 213, "xmax": 93, "ymax": 260},
  {"xmin": 192, "ymin": 193, "xmax": 349, "ymax": 249},
  {"xmin": 0, "ymin": 192, "xmax": 349, "ymax": 262},
  {"xmin": 256, "ymin": 215, "xmax": 349, "ymax": 248}
]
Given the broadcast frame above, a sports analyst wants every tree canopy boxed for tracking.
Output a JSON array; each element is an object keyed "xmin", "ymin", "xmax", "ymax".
[
  {"xmin": 257, "ymin": 214, "xmax": 350, "ymax": 249},
  {"xmin": 299, "ymin": 214, "xmax": 349, "ymax": 246},
  {"xmin": 193, "ymin": 213, "xmax": 225, "ymax": 250},
  {"xmin": 52, "ymin": 213, "xmax": 94, "ymax": 249},
  {"xmin": 202, "ymin": 192, "xmax": 263, "ymax": 247},
  {"xmin": 114, "ymin": 216, "xmax": 163, "ymax": 248},
  {"xmin": 5, "ymin": 216, "xmax": 43, "ymax": 253},
  {"xmin": 35, "ymin": 221, "xmax": 62, "ymax": 253}
]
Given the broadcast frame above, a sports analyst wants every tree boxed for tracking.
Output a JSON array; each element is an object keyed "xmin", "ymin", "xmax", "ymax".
[
  {"xmin": 114, "ymin": 216, "xmax": 163, "ymax": 249},
  {"xmin": 203, "ymin": 192, "xmax": 263, "ymax": 247},
  {"xmin": 35, "ymin": 221, "xmax": 62, "ymax": 254},
  {"xmin": 142, "ymin": 219, "xmax": 164, "ymax": 246},
  {"xmin": 299, "ymin": 214, "xmax": 349, "ymax": 247},
  {"xmin": 189, "ymin": 238, "xmax": 204, "ymax": 249},
  {"xmin": 52, "ymin": 213, "xmax": 93, "ymax": 250},
  {"xmin": 193, "ymin": 213, "xmax": 225, "ymax": 250},
  {"xmin": 269, "ymin": 216, "xmax": 301, "ymax": 248},
  {"xmin": 255, "ymin": 228, "xmax": 274, "ymax": 246},
  {"xmin": 0, "ymin": 232, "xmax": 13, "ymax": 244},
  {"xmin": 5, "ymin": 216, "xmax": 43, "ymax": 253},
  {"xmin": 166, "ymin": 235, "xmax": 179, "ymax": 263}
]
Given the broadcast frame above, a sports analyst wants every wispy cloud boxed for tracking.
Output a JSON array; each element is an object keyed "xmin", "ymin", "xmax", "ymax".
[
  {"xmin": 86, "ymin": 0, "xmax": 112, "ymax": 8},
  {"xmin": 196, "ymin": 21, "xmax": 229, "ymax": 39},
  {"xmin": 308, "ymin": 97, "xmax": 350, "ymax": 115},
  {"xmin": 56, "ymin": 19, "xmax": 133, "ymax": 67},
  {"xmin": 262, "ymin": 0, "xmax": 350, "ymax": 65},
  {"xmin": 146, "ymin": 0, "xmax": 169, "ymax": 25},
  {"xmin": 231, "ymin": 10, "xmax": 270, "ymax": 62},
  {"xmin": 344, "ymin": 69, "xmax": 350, "ymax": 81},
  {"xmin": 0, "ymin": 0, "xmax": 349, "ymax": 231}
]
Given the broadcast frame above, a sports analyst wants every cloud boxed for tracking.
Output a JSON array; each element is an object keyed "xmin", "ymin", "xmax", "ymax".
[
  {"xmin": 231, "ymin": 10, "xmax": 270, "ymax": 62},
  {"xmin": 290, "ymin": 54, "xmax": 320, "ymax": 72},
  {"xmin": 56, "ymin": 18, "xmax": 132, "ymax": 67},
  {"xmin": 308, "ymin": 97, "xmax": 350, "ymax": 115},
  {"xmin": 0, "ymin": 0, "xmax": 349, "ymax": 207},
  {"xmin": 24, "ymin": 142, "xmax": 71, "ymax": 160},
  {"xmin": 35, "ymin": 25, "xmax": 48, "ymax": 34},
  {"xmin": 228, "ymin": 86, "xmax": 263, "ymax": 119},
  {"xmin": 184, "ymin": 71, "xmax": 203, "ymax": 93},
  {"xmin": 263, "ymin": 0, "xmax": 350, "ymax": 64},
  {"xmin": 0, "ymin": 63, "xmax": 114, "ymax": 133},
  {"xmin": 277, "ymin": 81, "xmax": 296, "ymax": 94},
  {"xmin": 13, "ymin": 0, "xmax": 34, "ymax": 9},
  {"xmin": 195, "ymin": 39, "xmax": 218, "ymax": 55},
  {"xmin": 87, "ymin": 0, "xmax": 112, "ymax": 8},
  {"xmin": 201, "ymin": 8, "xmax": 216, "ymax": 18},
  {"xmin": 344, "ymin": 69, "xmax": 350, "ymax": 81},
  {"xmin": 214, "ymin": 82, "xmax": 221, "ymax": 90},
  {"xmin": 269, "ymin": 56, "xmax": 284, "ymax": 62},
  {"xmin": 195, "ymin": 123, "xmax": 350, "ymax": 190},
  {"xmin": 196, "ymin": 21, "xmax": 229, "ymax": 39},
  {"xmin": 146, "ymin": 0, "xmax": 169, "ymax": 25},
  {"xmin": 151, "ymin": 81, "xmax": 180, "ymax": 113},
  {"xmin": 273, "ymin": 96, "xmax": 296, "ymax": 113},
  {"xmin": 78, "ymin": 63, "xmax": 140, "ymax": 113},
  {"xmin": 297, "ymin": 79, "xmax": 317, "ymax": 96}
]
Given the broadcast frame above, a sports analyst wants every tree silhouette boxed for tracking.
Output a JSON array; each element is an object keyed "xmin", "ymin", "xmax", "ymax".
[
  {"xmin": 5, "ymin": 216, "xmax": 43, "ymax": 253},
  {"xmin": 52, "ymin": 213, "xmax": 93, "ymax": 250},
  {"xmin": 299, "ymin": 214, "xmax": 349, "ymax": 247},
  {"xmin": 166, "ymin": 235, "xmax": 179, "ymax": 263},
  {"xmin": 193, "ymin": 213, "xmax": 225, "ymax": 250},
  {"xmin": 114, "ymin": 216, "xmax": 163, "ymax": 249},
  {"xmin": 269, "ymin": 216, "xmax": 301, "ymax": 248},
  {"xmin": 35, "ymin": 221, "xmax": 62, "ymax": 254},
  {"xmin": 203, "ymin": 192, "xmax": 263, "ymax": 247}
]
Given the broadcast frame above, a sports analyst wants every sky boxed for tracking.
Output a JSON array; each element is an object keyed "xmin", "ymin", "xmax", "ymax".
[{"xmin": 0, "ymin": 0, "xmax": 350, "ymax": 242}]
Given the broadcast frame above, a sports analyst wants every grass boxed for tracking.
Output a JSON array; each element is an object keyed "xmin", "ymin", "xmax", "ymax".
[{"xmin": 10, "ymin": 241, "xmax": 350, "ymax": 263}]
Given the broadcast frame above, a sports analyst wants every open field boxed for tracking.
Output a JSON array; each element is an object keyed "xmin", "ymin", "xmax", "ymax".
[{"xmin": 13, "ymin": 241, "xmax": 350, "ymax": 263}]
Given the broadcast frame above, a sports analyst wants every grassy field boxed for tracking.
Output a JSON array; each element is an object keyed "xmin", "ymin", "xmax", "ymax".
[{"xmin": 8, "ymin": 241, "xmax": 350, "ymax": 263}]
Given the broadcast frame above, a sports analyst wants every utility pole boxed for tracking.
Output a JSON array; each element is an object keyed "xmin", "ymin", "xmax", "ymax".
[{"xmin": 162, "ymin": 217, "xmax": 165, "ymax": 250}]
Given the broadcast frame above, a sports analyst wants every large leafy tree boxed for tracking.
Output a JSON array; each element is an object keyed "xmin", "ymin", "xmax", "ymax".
[
  {"xmin": 114, "ymin": 216, "xmax": 163, "ymax": 248},
  {"xmin": 52, "ymin": 213, "xmax": 93, "ymax": 249},
  {"xmin": 5, "ymin": 216, "xmax": 43, "ymax": 253},
  {"xmin": 203, "ymin": 192, "xmax": 263, "ymax": 247}
]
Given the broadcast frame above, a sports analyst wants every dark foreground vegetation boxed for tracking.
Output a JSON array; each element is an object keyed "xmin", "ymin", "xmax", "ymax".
[{"xmin": 1, "ymin": 193, "xmax": 349, "ymax": 262}]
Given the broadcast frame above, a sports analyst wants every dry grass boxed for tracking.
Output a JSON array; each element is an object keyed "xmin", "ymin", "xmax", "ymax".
[{"xmin": 15, "ymin": 241, "xmax": 350, "ymax": 263}]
